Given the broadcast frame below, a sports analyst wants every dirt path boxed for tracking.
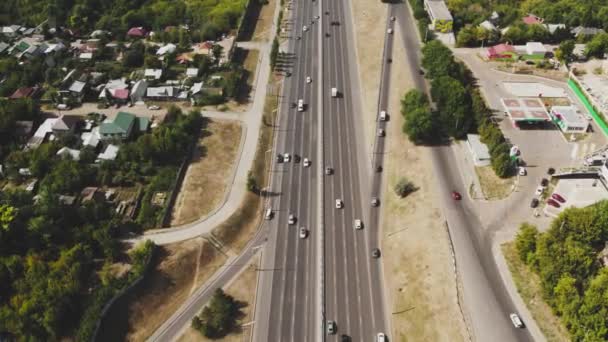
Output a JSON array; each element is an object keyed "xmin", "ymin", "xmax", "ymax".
[
  {"xmin": 170, "ymin": 119, "xmax": 243, "ymax": 226},
  {"xmin": 379, "ymin": 16, "xmax": 469, "ymax": 342}
]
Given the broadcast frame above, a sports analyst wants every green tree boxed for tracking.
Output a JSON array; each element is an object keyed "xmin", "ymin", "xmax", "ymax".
[
  {"xmin": 403, "ymin": 107, "xmax": 436, "ymax": 144},
  {"xmin": 490, "ymin": 151, "xmax": 512, "ymax": 178},
  {"xmin": 0, "ymin": 204, "xmax": 16, "ymax": 230},
  {"xmin": 192, "ymin": 288, "xmax": 240, "ymax": 338},
  {"xmin": 555, "ymin": 40, "xmax": 575, "ymax": 64},
  {"xmin": 421, "ymin": 40, "xmax": 457, "ymax": 79},
  {"xmin": 401, "ymin": 89, "xmax": 428, "ymax": 114},
  {"xmin": 515, "ymin": 223, "xmax": 539, "ymax": 265},
  {"xmin": 246, "ymin": 171, "xmax": 257, "ymax": 192},
  {"xmin": 394, "ymin": 177, "xmax": 417, "ymax": 198},
  {"xmin": 270, "ymin": 37, "xmax": 279, "ymax": 69}
]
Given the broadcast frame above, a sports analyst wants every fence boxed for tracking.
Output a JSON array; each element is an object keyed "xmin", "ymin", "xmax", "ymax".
[{"xmin": 160, "ymin": 140, "xmax": 196, "ymax": 228}]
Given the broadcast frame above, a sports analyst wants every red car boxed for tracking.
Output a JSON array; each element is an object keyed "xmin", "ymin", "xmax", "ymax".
[
  {"xmin": 547, "ymin": 199, "xmax": 560, "ymax": 208},
  {"xmin": 551, "ymin": 193, "xmax": 566, "ymax": 203},
  {"xmin": 451, "ymin": 191, "xmax": 462, "ymax": 200}
]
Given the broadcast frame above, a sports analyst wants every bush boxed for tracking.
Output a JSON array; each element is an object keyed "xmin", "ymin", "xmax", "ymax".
[
  {"xmin": 192, "ymin": 288, "xmax": 241, "ymax": 338},
  {"xmin": 394, "ymin": 177, "xmax": 417, "ymax": 198}
]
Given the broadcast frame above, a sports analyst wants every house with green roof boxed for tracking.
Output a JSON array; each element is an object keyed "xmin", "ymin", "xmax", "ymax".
[{"xmin": 99, "ymin": 111, "xmax": 148, "ymax": 140}]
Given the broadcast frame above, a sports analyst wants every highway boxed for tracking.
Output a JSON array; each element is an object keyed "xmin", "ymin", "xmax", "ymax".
[
  {"xmin": 252, "ymin": 0, "xmax": 321, "ymax": 339},
  {"xmin": 321, "ymin": 0, "xmax": 388, "ymax": 338},
  {"xmin": 392, "ymin": 2, "xmax": 535, "ymax": 342}
]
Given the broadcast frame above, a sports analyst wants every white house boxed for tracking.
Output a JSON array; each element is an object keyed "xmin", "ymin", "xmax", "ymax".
[
  {"xmin": 186, "ymin": 68, "xmax": 199, "ymax": 77},
  {"xmin": 525, "ymin": 42, "xmax": 547, "ymax": 57},
  {"xmin": 97, "ymin": 144, "xmax": 120, "ymax": 162},
  {"xmin": 56, "ymin": 147, "xmax": 81, "ymax": 160},
  {"xmin": 466, "ymin": 134, "xmax": 491, "ymax": 166},
  {"xmin": 156, "ymin": 43, "xmax": 176, "ymax": 56},
  {"xmin": 550, "ymin": 106, "xmax": 589, "ymax": 133},
  {"xmin": 479, "ymin": 20, "xmax": 497, "ymax": 31},
  {"xmin": 130, "ymin": 79, "xmax": 148, "ymax": 102},
  {"xmin": 144, "ymin": 68, "xmax": 163, "ymax": 80}
]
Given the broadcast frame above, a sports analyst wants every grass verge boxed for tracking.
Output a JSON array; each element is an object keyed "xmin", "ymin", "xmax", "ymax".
[
  {"xmin": 212, "ymin": 80, "xmax": 279, "ymax": 250},
  {"xmin": 475, "ymin": 166, "xmax": 515, "ymax": 200},
  {"xmin": 171, "ymin": 120, "xmax": 243, "ymax": 226},
  {"xmin": 501, "ymin": 242, "xmax": 570, "ymax": 342}
]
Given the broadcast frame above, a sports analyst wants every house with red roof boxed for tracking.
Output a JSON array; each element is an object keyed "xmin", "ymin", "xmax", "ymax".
[
  {"xmin": 523, "ymin": 14, "xmax": 543, "ymax": 25},
  {"xmin": 486, "ymin": 43, "xmax": 516, "ymax": 60},
  {"xmin": 9, "ymin": 87, "xmax": 36, "ymax": 99},
  {"xmin": 127, "ymin": 27, "xmax": 147, "ymax": 38},
  {"xmin": 113, "ymin": 88, "xmax": 130, "ymax": 104}
]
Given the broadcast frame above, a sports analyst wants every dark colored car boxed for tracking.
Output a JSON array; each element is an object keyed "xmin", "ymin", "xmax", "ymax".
[
  {"xmin": 325, "ymin": 167, "xmax": 333, "ymax": 175},
  {"xmin": 325, "ymin": 32, "xmax": 330, "ymax": 37},
  {"xmin": 341, "ymin": 334, "xmax": 351, "ymax": 342},
  {"xmin": 291, "ymin": 102, "xmax": 297, "ymax": 108},
  {"xmin": 541, "ymin": 178, "xmax": 549, "ymax": 187},
  {"xmin": 530, "ymin": 198, "xmax": 539, "ymax": 208},
  {"xmin": 276, "ymin": 154, "xmax": 284, "ymax": 163},
  {"xmin": 451, "ymin": 191, "xmax": 462, "ymax": 200},
  {"xmin": 547, "ymin": 199, "xmax": 560, "ymax": 208},
  {"xmin": 294, "ymin": 154, "xmax": 301, "ymax": 163},
  {"xmin": 375, "ymin": 165, "xmax": 383, "ymax": 173},
  {"xmin": 372, "ymin": 248, "xmax": 381, "ymax": 258},
  {"xmin": 547, "ymin": 167, "xmax": 555, "ymax": 175},
  {"xmin": 331, "ymin": 21, "xmax": 340, "ymax": 26},
  {"xmin": 387, "ymin": 58, "xmax": 392, "ymax": 63},
  {"xmin": 552, "ymin": 193, "xmax": 566, "ymax": 203},
  {"xmin": 371, "ymin": 197, "xmax": 380, "ymax": 207}
]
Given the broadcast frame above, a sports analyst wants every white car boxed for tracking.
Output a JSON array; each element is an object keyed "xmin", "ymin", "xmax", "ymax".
[
  {"xmin": 390, "ymin": 16, "xmax": 396, "ymax": 21},
  {"xmin": 288, "ymin": 214, "xmax": 296, "ymax": 225},
  {"xmin": 377, "ymin": 129, "xmax": 385, "ymax": 137},
  {"xmin": 306, "ymin": 76, "xmax": 312, "ymax": 83},
  {"xmin": 335, "ymin": 199, "xmax": 343, "ymax": 209},
  {"xmin": 354, "ymin": 219, "xmax": 363, "ymax": 230},
  {"xmin": 148, "ymin": 105, "xmax": 160, "ymax": 110},
  {"xmin": 518, "ymin": 167, "xmax": 527, "ymax": 176},
  {"xmin": 535, "ymin": 186, "xmax": 544, "ymax": 196},
  {"xmin": 283, "ymin": 153, "xmax": 291, "ymax": 162},
  {"xmin": 377, "ymin": 332, "xmax": 386, "ymax": 342},
  {"xmin": 299, "ymin": 227, "xmax": 308, "ymax": 239},
  {"xmin": 387, "ymin": 28, "xmax": 393, "ymax": 34},
  {"xmin": 303, "ymin": 25, "xmax": 309, "ymax": 32},
  {"xmin": 510, "ymin": 313, "xmax": 524, "ymax": 328},
  {"xmin": 303, "ymin": 158, "xmax": 311, "ymax": 167}
]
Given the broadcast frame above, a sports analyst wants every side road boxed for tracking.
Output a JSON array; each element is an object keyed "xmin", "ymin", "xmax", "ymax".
[{"xmin": 128, "ymin": 42, "xmax": 272, "ymax": 246}]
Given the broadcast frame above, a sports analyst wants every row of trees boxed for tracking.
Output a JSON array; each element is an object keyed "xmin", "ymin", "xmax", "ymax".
[
  {"xmin": 400, "ymin": 39, "xmax": 513, "ymax": 177},
  {"xmin": 1, "ymin": 0, "xmax": 247, "ymax": 42},
  {"xmin": 515, "ymin": 201, "xmax": 608, "ymax": 340}
]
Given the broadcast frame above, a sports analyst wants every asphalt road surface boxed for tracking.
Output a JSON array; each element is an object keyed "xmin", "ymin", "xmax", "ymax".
[
  {"xmin": 321, "ymin": 0, "xmax": 388, "ymax": 339},
  {"xmin": 392, "ymin": 2, "xmax": 534, "ymax": 342},
  {"xmin": 253, "ymin": 0, "xmax": 321, "ymax": 339}
]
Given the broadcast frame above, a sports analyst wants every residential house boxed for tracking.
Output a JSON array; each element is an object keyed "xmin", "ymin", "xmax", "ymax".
[
  {"xmin": 186, "ymin": 68, "xmax": 199, "ymax": 77},
  {"xmin": 522, "ymin": 14, "xmax": 543, "ymax": 25},
  {"xmin": 81, "ymin": 126, "xmax": 101, "ymax": 148},
  {"xmin": 486, "ymin": 43, "xmax": 516, "ymax": 59},
  {"xmin": 51, "ymin": 114, "xmax": 81, "ymax": 136},
  {"xmin": 80, "ymin": 187, "xmax": 105, "ymax": 203},
  {"xmin": 156, "ymin": 43, "xmax": 176, "ymax": 56},
  {"xmin": 90, "ymin": 30, "xmax": 108, "ymax": 38},
  {"xmin": 479, "ymin": 20, "xmax": 496, "ymax": 32},
  {"xmin": 1, "ymin": 25, "xmax": 21, "ymax": 38},
  {"xmin": 144, "ymin": 68, "xmax": 163, "ymax": 80},
  {"xmin": 43, "ymin": 42, "xmax": 65, "ymax": 54},
  {"xmin": 56, "ymin": 147, "xmax": 81, "ymax": 160},
  {"xmin": 58, "ymin": 195, "xmax": 77, "ymax": 205},
  {"xmin": 27, "ymin": 118, "xmax": 57, "ymax": 147},
  {"xmin": 545, "ymin": 23, "xmax": 566, "ymax": 34},
  {"xmin": 68, "ymin": 80, "xmax": 86, "ymax": 103},
  {"xmin": 79, "ymin": 52, "xmax": 93, "ymax": 60},
  {"xmin": 423, "ymin": 0, "xmax": 453, "ymax": 32},
  {"xmin": 0, "ymin": 42, "xmax": 9, "ymax": 54},
  {"xmin": 525, "ymin": 42, "xmax": 547, "ymax": 57},
  {"xmin": 98, "ymin": 78, "xmax": 129, "ymax": 101},
  {"xmin": 571, "ymin": 26, "xmax": 605, "ymax": 38},
  {"xmin": 113, "ymin": 88, "xmax": 130, "ymax": 104},
  {"xmin": 9, "ymin": 87, "xmax": 36, "ymax": 100},
  {"xmin": 130, "ymin": 79, "xmax": 148, "ymax": 103},
  {"xmin": 99, "ymin": 111, "xmax": 140, "ymax": 140},
  {"xmin": 146, "ymin": 86, "xmax": 177, "ymax": 100},
  {"xmin": 97, "ymin": 144, "xmax": 120, "ymax": 162},
  {"xmin": 127, "ymin": 27, "xmax": 147, "ymax": 38}
]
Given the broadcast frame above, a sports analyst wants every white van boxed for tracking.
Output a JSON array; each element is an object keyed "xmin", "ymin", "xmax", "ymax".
[
  {"xmin": 297, "ymin": 99, "xmax": 304, "ymax": 112},
  {"xmin": 379, "ymin": 110, "xmax": 387, "ymax": 121},
  {"xmin": 264, "ymin": 208, "xmax": 273, "ymax": 220}
]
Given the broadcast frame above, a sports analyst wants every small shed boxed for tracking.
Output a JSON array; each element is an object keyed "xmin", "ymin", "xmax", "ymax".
[{"xmin": 467, "ymin": 134, "xmax": 491, "ymax": 166}]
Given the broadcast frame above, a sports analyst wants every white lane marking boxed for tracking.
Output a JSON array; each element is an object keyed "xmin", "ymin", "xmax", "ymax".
[
  {"xmin": 581, "ymin": 143, "xmax": 589, "ymax": 157},
  {"xmin": 571, "ymin": 143, "xmax": 579, "ymax": 160}
]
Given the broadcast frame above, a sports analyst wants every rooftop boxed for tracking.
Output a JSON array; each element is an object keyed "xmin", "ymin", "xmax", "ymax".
[
  {"xmin": 100, "ymin": 111, "xmax": 136, "ymax": 135},
  {"xmin": 424, "ymin": 0, "xmax": 453, "ymax": 21}
]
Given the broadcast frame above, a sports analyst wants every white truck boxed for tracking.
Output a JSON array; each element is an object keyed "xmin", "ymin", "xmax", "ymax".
[
  {"xmin": 297, "ymin": 99, "xmax": 304, "ymax": 112},
  {"xmin": 331, "ymin": 87, "xmax": 338, "ymax": 98}
]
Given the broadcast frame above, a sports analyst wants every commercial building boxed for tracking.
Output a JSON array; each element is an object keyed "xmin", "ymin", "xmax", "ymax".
[
  {"xmin": 423, "ymin": 0, "xmax": 453, "ymax": 32},
  {"xmin": 549, "ymin": 106, "xmax": 589, "ymax": 133},
  {"xmin": 466, "ymin": 134, "xmax": 491, "ymax": 166}
]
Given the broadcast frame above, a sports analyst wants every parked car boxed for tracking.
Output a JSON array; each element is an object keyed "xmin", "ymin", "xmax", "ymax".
[
  {"xmin": 547, "ymin": 167, "xmax": 555, "ymax": 175},
  {"xmin": 451, "ymin": 191, "xmax": 462, "ymax": 200},
  {"xmin": 541, "ymin": 178, "xmax": 549, "ymax": 187},
  {"xmin": 535, "ymin": 186, "xmax": 544, "ymax": 196},
  {"xmin": 148, "ymin": 105, "xmax": 160, "ymax": 110},
  {"xmin": 530, "ymin": 198, "xmax": 539, "ymax": 208},
  {"xmin": 547, "ymin": 199, "xmax": 560, "ymax": 208},
  {"xmin": 552, "ymin": 193, "xmax": 566, "ymax": 203},
  {"xmin": 518, "ymin": 167, "xmax": 527, "ymax": 176}
]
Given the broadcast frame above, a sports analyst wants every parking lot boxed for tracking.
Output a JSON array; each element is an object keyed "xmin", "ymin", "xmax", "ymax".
[{"xmin": 544, "ymin": 178, "xmax": 608, "ymax": 217}]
